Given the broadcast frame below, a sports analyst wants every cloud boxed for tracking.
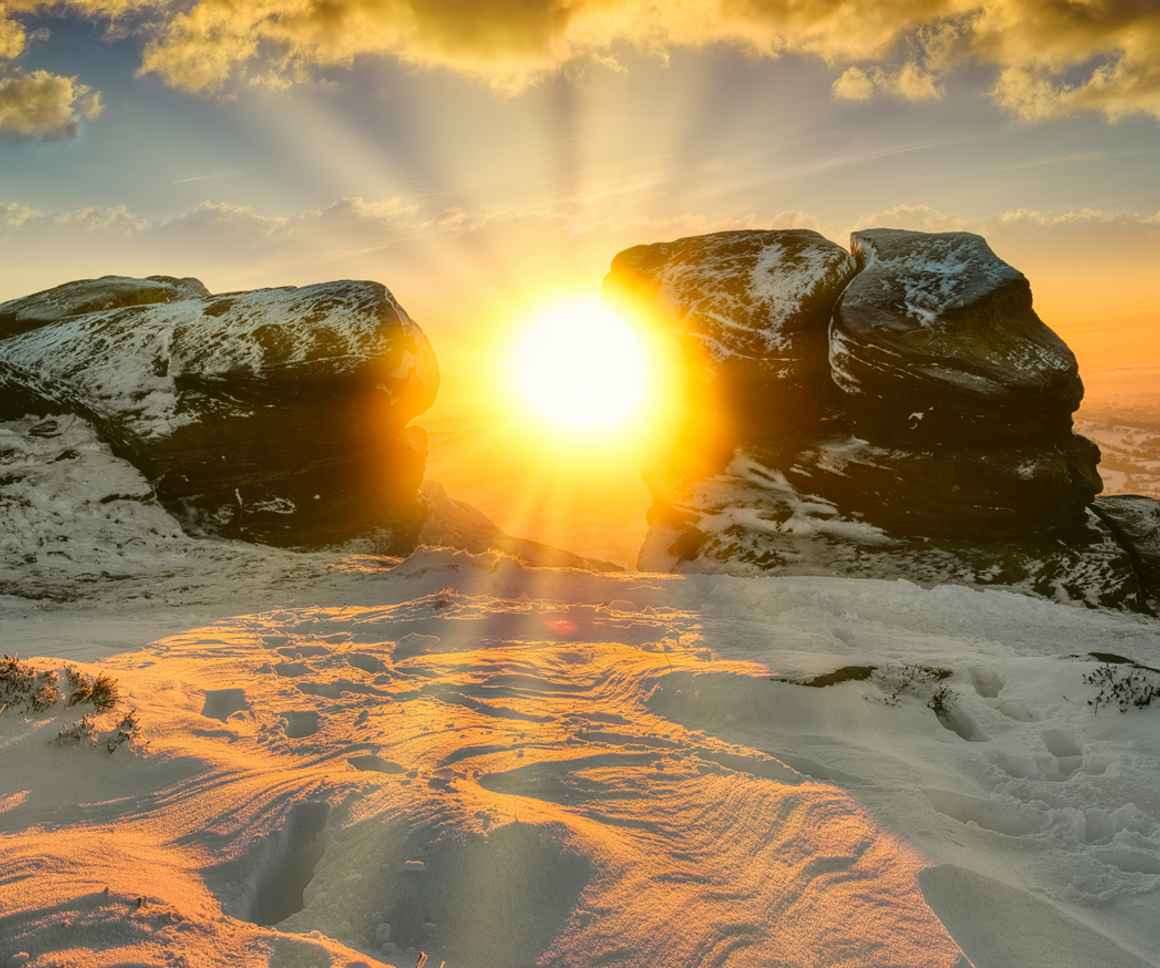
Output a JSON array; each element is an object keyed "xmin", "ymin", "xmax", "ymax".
[
  {"xmin": 1, "ymin": 201, "xmax": 148, "ymax": 234},
  {"xmin": 2, "ymin": 1, "xmax": 1159, "ymax": 121},
  {"xmin": 832, "ymin": 62, "xmax": 942, "ymax": 103},
  {"xmin": 832, "ymin": 67, "xmax": 874, "ymax": 102},
  {"xmin": 117, "ymin": 1, "xmax": 1156, "ymax": 121},
  {"xmin": 0, "ymin": 193, "xmax": 839, "ymax": 303},
  {"xmin": 849, "ymin": 203, "xmax": 968, "ymax": 234},
  {"xmin": 0, "ymin": 13, "xmax": 26, "ymax": 60},
  {"xmin": 0, "ymin": 66, "xmax": 102, "ymax": 139}
]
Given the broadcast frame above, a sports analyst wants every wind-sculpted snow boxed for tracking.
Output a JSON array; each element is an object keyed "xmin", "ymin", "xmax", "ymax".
[
  {"xmin": 0, "ymin": 277, "xmax": 439, "ymax": 548},
  {"xmin": 3, "ymin": 548, "xmax": 1160, "ymax": 967}
]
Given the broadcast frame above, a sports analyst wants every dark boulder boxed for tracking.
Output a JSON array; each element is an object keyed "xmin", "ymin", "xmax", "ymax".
[
  {"xmin": 0, "ymin": 278, "xmax": 438, "ymax": 548},
  {"xmin": 603, "ymin": 230, "xmax": 857, "ymax": 442},
  {"xmin": 783, "ymin": 432, "xmax": 1102, "ymax": 539},
  {"xmin": 639, "ymin": 449, "xmax": 1148, "ymax": 612},
  {"xmin": 0, "ymin": 275, "xmax": 210, "ymax": 338},
  {"xmin": 831, "ymin": 230, "xmax": 1084, "ymax": 444},
  {"xmin": 610, "ymin": 225, "xmax": 1142, "ymax": 608}
]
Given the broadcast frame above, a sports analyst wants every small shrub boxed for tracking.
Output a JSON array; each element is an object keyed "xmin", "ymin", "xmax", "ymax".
[
  {"xmin": 1084, "ymin": 663, "xmax": 1160, "ymax": 714},
  {"xmin": 3, "ymin": 657, "xmax": 143, "ymax": 753},
  {"xmin": 54, "ymin": 715, "xmax": 98, "ymax": 746},
  {"xmin": 106, "ymin": 709, "xmax": 143, "ymax": 753},
  {"xmin": 927, "ymin": 683, "xmax": 956, "ymax": 718},
  {"xmin": 1, "ymin": 654, "xmax": 61, "ymax": 714},
  {"xmin": 873, "ymin": 664, "xmax": 954, "ymax": 708},
  {"xmin": 66, "ymin": 668, "xmax": 120, "ymax": 712}
]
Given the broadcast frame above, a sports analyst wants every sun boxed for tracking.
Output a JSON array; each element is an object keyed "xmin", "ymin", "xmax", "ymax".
[{"xmin": 516, "ymin": 302, "xmax": 647, "ymax": 431}]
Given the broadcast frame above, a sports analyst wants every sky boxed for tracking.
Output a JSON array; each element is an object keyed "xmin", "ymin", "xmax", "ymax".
[{"xmin": 2, "ymin": 0, "xmax": 1159, "ymax": 425}]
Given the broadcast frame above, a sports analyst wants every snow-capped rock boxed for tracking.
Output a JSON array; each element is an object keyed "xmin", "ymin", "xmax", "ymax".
[
  {"xmin": 610, "ymin": 226, "xmax": 1142, "ymax": 606},
  {"xmin": 603, "ymin": 230, "xmax": 857, "ymax": 440},
  {"xmin": 0, "ymin": 278, "xmax": 439, "ymax": 548},
  {"xmin": 832, "ymin": 229, "xmax": 1084, "ymax": 444},
  {"xmin": 0, "ymin": 274, "xmax": 210, "ymax": 338}
]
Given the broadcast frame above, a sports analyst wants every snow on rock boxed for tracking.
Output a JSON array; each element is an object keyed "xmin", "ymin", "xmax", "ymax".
[
  {"xmin": 0, "ymin": 274, "xmax": 210, "ymax": 338},
  {"xmin": 1095, "ymin": 495, "xmax": 1160, "ymax": 600},
  {"xmin": 3, "ymin": 548, "xmax": 1160, "ymax": 967},
  {"xmin": 603, "ymin": 230, "xmax": 856, "ymax": 441},
  {"xmin": 639, "ymin": 448, "xmax": 1149, "ymax": 612},
  {"xmin": 0, "ymin": 413, "xmax": 188, "ymax": 602},
  {"xmin": 0, "ymin": 278, "xmax": 439, "ymax": 548},
  {"xmin": 833, "ymin": 229, "xmax": 1084, "ymax": 444}
]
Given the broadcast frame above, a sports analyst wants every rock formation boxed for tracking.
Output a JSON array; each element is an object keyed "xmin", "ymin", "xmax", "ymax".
[
  {"xmin": 0, "ymin": 275, "xmax": 210, "ymax": 338},
  {"xmin": 0, "ymin": 275, "xmax": 438, "ymax": 548},
  {"xmin": 612, "ymin": 228, "xmax": 1157, "ymax": 612},
  {"xmin": 604, "ymin": 230, "xmax": 857, "ymax": 448}
]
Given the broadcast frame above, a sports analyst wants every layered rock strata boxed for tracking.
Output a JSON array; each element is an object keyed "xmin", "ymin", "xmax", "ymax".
[
  {"xmin": 612, "ymin": 227, "xmax": 1155, "ymax": 611},
  {"xmin": 0, "ymin": 276, "xmax": 439, "ymax": 548},
  {"xmin": 638, "ymin": 450, "xmax": 1148, "ymax": 613}
]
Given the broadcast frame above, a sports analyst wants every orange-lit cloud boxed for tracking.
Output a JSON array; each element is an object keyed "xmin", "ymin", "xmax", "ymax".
[
  {"xmin": 1, "ymin": 1, "xmax": 1157, "ymax": 121},
  {"xmin": 137, "ymin": 1, "xmax": 1160, "ymax": 121}
]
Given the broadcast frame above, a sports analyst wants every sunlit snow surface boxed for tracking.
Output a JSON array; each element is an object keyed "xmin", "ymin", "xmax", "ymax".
[{"xmin": 3, "ymin": 542, "xmax": 1160, "ymax": 968}]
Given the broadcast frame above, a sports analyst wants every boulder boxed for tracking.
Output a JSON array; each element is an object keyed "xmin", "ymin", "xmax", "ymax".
[
  {"xmin": 782, "ymin": 432, "xmax": 1102, "ymax": 539},
  {"xmin": 1093, "ymin": 495, "xmax": 1160, "ymax": 603},
  {"xmin": 603, "ymin": 230, "xmax": 857, "ymax": 441},
  {"xmin": 0, "ymin": 278, "xmax": 438, "ymax": 548},
  {"xmin": 639, "ymin": 449, "xmax": 1148, "ymax": 612},
  {"xmin": 831, "ymin": 230, "xmax": 1084, "ymax": 444},
  {"xmin": 611, "ymin": 225, "xmax": 1137, "ymax": 607},
  {"xmin": 0, "ymin": 275, "xmax": 210, "ymax": 338}
]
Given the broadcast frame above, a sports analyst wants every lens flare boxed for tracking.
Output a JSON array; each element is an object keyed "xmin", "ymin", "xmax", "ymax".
[{"xmin": 516, "ymin": 302, "xmax": 646, "ymax": 430}]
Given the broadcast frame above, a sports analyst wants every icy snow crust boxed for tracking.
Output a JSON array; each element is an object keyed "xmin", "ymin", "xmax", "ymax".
[{"xmin": 3, "ymin": 543, "xmax": 1160, "ymax": 968}]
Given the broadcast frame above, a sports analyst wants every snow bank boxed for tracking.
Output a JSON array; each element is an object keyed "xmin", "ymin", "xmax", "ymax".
[{"xmin": 2, "ymin": 547, "xmax": 1159, "ymax": 967}]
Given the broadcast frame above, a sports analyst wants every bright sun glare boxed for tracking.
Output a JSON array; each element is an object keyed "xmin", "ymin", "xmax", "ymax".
[{"xmin": 517, "ymin": 302, "xmax": 647, "ymax": 431}]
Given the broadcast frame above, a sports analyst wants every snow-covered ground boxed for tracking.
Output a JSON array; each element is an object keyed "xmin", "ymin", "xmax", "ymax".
[{"xmin": 3, "ymin": 414, "xmax": 1160, "ymax": 968}]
